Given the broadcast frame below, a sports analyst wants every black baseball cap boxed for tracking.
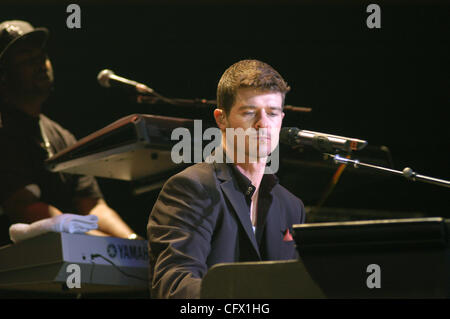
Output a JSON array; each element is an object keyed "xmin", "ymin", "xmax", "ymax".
[{"xmin": 0, "ymin": 20, "xmax": 49, "ymax": 64}]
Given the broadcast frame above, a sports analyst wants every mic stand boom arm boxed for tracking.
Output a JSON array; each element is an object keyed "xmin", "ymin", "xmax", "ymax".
[
  {"xmin": 326, "ymin": 154, "xmax": 450, "ymax": 189},
  {"xmin": 137, "ymin": 94, "xmax": 216, "ymax": 107},
  {"xmin": 137, "ymin": 94, "xmax": 313, "ymax": 112}
]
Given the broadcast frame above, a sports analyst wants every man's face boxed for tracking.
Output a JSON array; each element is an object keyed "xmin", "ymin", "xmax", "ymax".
[
  {"xmin": 3, "ymin": 42, "xmax": 54, "ymax": 98},
  {"xmin": 218, "ymin": 87, "xmax": 285, "ymax": 162}
]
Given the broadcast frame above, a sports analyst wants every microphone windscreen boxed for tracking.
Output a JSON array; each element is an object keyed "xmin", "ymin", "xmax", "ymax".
[
  {"xmin": 97, "ymin": 69, "xmax": 113, "ymax": 87},
  {"xmin": 280, "ymin": 127, "xmax": 300, "ymax": 146}
]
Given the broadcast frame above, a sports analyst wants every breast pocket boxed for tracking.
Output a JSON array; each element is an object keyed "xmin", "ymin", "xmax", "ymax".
[{"xmin": 278, "ymin": 228, "xmax": 297, "ymax": 260}]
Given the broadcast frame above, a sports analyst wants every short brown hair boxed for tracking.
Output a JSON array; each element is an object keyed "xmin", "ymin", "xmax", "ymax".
[{"xmin": 216, "ymin": 59, "xmax": 290, "ymax": 114}]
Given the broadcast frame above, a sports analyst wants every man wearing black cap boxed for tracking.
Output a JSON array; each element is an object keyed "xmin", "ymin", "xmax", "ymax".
[{"xmin": 0, "ymin": 20, "xmax": 138, "ymax": 244}]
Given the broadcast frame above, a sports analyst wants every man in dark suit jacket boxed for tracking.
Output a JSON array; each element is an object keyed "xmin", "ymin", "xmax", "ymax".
[{"xmin": 147, "ymin": 59, "xmax": 305, "ymax": 299}]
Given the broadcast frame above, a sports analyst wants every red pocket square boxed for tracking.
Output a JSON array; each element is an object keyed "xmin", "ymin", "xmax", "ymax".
[{"xmin": 283, "ymin": 228, "xmax": 293, "ymax": 242}]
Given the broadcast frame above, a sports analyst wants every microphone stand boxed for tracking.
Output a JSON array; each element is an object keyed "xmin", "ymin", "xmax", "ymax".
[
  {"xmin": 136, "ymin": 94, "xmax": 216, "ymax": 107},
  {"xmin": 137, "ymin": 93, "xmax": 313, "ymax": 112},
  {"xmin": 326, "ymin": 153, "xmax": 450, "ymax": 189}
]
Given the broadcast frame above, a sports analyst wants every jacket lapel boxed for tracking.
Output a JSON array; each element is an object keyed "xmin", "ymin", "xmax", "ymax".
[{"xmin": 214, "ymin": 162, "xmax": 261, "ymax": 260}]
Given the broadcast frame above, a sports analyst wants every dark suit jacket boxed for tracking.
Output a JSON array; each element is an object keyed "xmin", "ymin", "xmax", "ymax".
[{"xmin": 147, "ymin": 161, "xmax": 305, "ymax": 299}]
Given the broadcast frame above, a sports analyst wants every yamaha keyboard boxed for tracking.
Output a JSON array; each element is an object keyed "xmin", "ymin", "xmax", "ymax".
[
  {"xmin": 0, "ymin": 232, "xmax": 149, "ymax": 296},
  {"xmin": 45, "ymin": 114, "xmax": 195, "ymax": 181}
]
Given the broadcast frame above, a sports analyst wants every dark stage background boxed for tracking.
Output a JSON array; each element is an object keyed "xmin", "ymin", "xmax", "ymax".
[{"xmin": 2, "ymin": 2, "xmax": 449, "ymax": 237}]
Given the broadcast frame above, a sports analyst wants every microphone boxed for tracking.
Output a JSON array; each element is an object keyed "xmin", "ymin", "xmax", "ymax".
[
  {"xmin": 97, "ymin": 69, "xmax": 154, "ymax": 94},
  {"xmin": 280, "ymin": 127, "xmax": 368, "ymax": 152}
]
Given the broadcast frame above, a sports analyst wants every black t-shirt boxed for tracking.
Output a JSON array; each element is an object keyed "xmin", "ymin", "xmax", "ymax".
[{"xmin": 0, "ymin": 106, "xmax": 103, "ymax": 214}]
